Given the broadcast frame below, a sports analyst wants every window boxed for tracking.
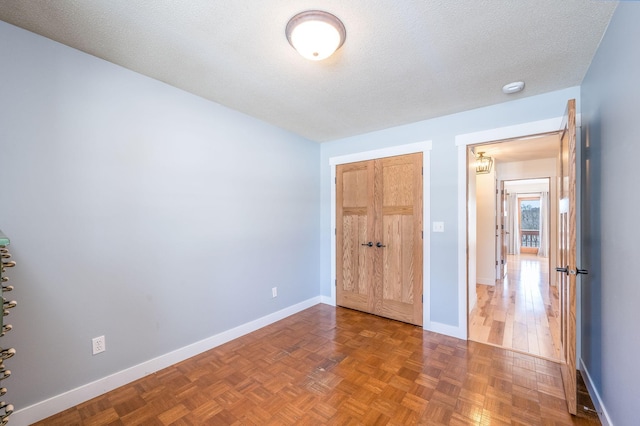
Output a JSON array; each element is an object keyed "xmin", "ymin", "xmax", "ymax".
[{"xmin": 519, "ymin": 197, "xmax": 540, "ymax": 252}]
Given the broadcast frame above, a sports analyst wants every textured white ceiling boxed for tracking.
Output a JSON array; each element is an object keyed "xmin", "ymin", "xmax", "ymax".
[{"xmin": 0, "ymin": 1, "xmax": 617, "ymax": 142}]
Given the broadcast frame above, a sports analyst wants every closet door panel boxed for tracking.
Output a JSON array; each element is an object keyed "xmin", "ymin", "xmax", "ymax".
[
  {"xmin": 341, "ymin": 215, "xmax": 369, "ymax": 294},
  {"xmin": 337, "ymin": 161, "xmax": 375, "ymax": 313},
  {"xmin": 379, "ymin": 154, "xmax": 423, "ymax": 325},
  {"xmin": 382, "ymin": 215, "xmax": 415, "ymax": 303}
]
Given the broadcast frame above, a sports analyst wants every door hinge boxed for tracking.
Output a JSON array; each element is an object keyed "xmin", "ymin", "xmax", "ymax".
[
  {"xmin": 335, "ymin": 177, "xmax": 337, "ymax": 184},
  {"xmin": 422, "ymin": 167, "xmax": 423, "ymax": 176},
  {"xmin": 335, "ymin": 279, "xmax": 337, "ymax": 287},
  {"xmin": 422, "ymin": 294, "xmax": 424, "ymax": 303},
  {"xmin": 335, "ymin": 228, "xmax": 337, "ymax": 235},
  {"xmin": 496, "ymin": 261, "xmax": 499, "ymax": 266},
  {"xmin": 421, "ymin": 231, "xmax": 423, "ymax": 239}
]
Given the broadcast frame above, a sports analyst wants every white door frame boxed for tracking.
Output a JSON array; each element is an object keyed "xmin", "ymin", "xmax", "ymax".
[
  {"xmin": 329, "ymin": 141, "xmax": 432, "ymax": 328},
  {"xmin": 456, "ymin": 116, "xmax": 580, "ymax": 340}
]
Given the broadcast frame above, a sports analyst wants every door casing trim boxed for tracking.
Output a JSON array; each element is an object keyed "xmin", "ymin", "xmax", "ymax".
[
  {"xmin": 329, "ymin": 141, "xmax": 432, "ymax": 329},
  {"xmin": 455, "ymin": 115, "xmax": 580, "ymax": 340}
]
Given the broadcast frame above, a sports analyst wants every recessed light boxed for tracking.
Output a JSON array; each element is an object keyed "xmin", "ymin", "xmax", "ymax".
[{"xmin": 502, "ymin": 81, "xmax": 525, "ymax": 94}]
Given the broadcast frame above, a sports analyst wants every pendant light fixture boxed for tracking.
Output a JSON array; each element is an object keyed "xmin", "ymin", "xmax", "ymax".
[
  {"xmin": 286, "ymin": 10, "xmax": 346, "ymax": 61},
  {"xmin": 475, "ymin": 152, "xmax": 493, "ymax": 174}
]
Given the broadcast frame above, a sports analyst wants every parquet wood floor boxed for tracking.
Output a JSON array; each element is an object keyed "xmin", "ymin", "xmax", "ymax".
[
  {"xmin": 469, "ymin": 254, "xmax": 562, "ymax": 361},
  {"xmin": 33, "ymin": 304, "xmax": 599, "ymax": 425}
]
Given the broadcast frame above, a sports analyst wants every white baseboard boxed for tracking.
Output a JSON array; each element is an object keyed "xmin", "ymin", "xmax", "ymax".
[
  {"xmin": 12, "ymin": 296, "xmax": 322, "ymax": 425},
  {"xmin": 319, "ymin": 295, "xmax": 334, "ymax": 306},
  {"xmin": 476, "ymin": 277, "xmax": 495, "ymax": 286},
  {"xmin": 580, "ymin": 358, "xmax": 613, "ymax": 426},
  {"xmin": 427, "ymin": 321, "xmax": 466, "ymax": 340},
  {"xmin": 323, "ymin": 301, "xmax": 467, "ymax": 342}
]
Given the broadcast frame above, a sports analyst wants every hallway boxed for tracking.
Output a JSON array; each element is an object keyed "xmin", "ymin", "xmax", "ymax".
[{"xmin": 469, "ymin": 254, "xmax": 561, "ymax": 360}]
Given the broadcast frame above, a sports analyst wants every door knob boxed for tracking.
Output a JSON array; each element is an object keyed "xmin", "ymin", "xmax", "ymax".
[
  {"xmin": 576, "ymin": 268, "xmax": 589, "ymax": 275},
  {"xmin": 361, "ymin": 242, "xmax": 373, "ymax": 247},
  {"xmin": 556, "ymin": 266, "xmax": 569, "ymax": 275},
  {"xmin": 376, "ymin": 242, "xmax": 386, "ymax": 248}
]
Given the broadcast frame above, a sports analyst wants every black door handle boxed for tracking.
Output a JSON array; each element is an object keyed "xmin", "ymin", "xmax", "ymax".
[
  {"xmin": 361, "ymin": 242, "xmax": 373, "ymax": 247},
  {"xmin": 556, "ymin": 266, "xmax": 589, "ymax": 276},
  {"xmin": 376, "ymin": 242, "xmax": 386, "ymax": 248}
]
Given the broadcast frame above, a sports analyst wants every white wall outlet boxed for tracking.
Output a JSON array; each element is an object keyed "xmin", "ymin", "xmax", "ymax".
[
  {"xmin": 272, "ymin": 287, "xmax": 277, "ymax": 298},
  {"xmin": 433, "ymin": 221, "xmax": 445, "ymax": 232},
  {"xmin": 92, "ymin": 335, "xmax": 106, "ymax": 355}
]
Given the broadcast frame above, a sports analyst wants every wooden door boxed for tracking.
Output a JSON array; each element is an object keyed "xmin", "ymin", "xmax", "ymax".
[
  {"xmin": 496, "ymin": 181, "xmax": 507, "ymax": 280},
  {"xmin": 336, "ymin": 153, "xmax": 423, "ymax": 326},
  {"xmin": 336, "ymin": 160, "xmax": 375, "ymax": 314},
  {"xmin": 378, "ymin": 154, "xmax": 423, "ymax": 325},
  {"xmin": 557, "ymin": 99, "xmax": 578, "ymax": 414}
]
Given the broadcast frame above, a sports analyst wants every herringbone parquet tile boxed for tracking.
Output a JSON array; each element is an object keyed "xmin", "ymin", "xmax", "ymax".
[{"xmin": 33, "ymin": 305, "xmax": 599, "ymax": 425}]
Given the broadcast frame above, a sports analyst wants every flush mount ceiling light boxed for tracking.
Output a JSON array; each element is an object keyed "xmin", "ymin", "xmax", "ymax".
[
  {"xmin": 286, "ymin": 10, "xmax": 346, "ymax": 61},
  {"xmin": 502, "ymin": 81, "xmax": 525, "ymax": 94},
  {"xmin": 475, "ymin": 152, "xmax": 494, "ymax": 174}
]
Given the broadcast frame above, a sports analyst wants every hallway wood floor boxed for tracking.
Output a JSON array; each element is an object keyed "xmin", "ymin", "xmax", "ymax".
[
  {"xmin": 34, "ymin": 304, "xmax": 597, "ymax": 425},
  {"xmin": 469, "ymin": 254, "xmax": 561, "ymax": 360}
]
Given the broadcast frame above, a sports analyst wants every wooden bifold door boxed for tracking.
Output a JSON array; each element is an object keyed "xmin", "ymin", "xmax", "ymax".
[{"xmin": 336, "ymin": 153, "xmax": 423, "ymax": 326}]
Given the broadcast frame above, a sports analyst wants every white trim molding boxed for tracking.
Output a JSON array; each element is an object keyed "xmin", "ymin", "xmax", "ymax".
[
  {"xmin": 12, "ymin": 297, "xmax": 323, "ymax": 425},
  {"xmin": 455, "ymin": 115, "xmax": 581, "ymax": 147},
  {"xmin": 430, "ymin": 321, "xmax": 466, "ymax": 340},
  {"xmin": 455, "ymin": 116, "xmax": 575, "ymax": 341},
  {"xmin": 580, "ymin": 359, "xmax": 612, "ymax": 426},
  {"xmin": 329, "ymin": 141, "xmax": 433, "ymax": 330}
]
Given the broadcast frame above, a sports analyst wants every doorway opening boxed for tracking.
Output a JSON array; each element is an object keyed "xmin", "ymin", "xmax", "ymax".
[{"xmin": 466, "ymin": 132, "xmax": 563, "ymax": 361}]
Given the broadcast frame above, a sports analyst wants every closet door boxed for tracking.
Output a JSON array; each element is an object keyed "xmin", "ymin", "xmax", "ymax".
[
  {"xmin": 336, "ymin": 153, "xmax": 423, "ymax": 326},
  {"xmin": 336, "ymin": 160, "xmax": 376, "ymax": 313},
  {"xmin": 378, "ymin": 154, "xmax": 423, "ymax": 325}
]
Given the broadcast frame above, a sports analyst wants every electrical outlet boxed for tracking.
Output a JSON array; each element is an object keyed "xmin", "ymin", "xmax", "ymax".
[
  {"xmin": 92, "ymin": 335, "xmax": 106, "ymax": 355},
  {"xmin": 272, "ymin": 287, "xmax": 277, "ymax": 298}
]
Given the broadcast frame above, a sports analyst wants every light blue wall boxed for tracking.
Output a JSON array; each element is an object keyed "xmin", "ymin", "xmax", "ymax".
[
  {"xmin": 320, "ymin": 87, "xmax": 580, "ymax": 327},
  {"xmin": 2, "ymin": 8, "xmax": 615, "ymax": 418},
  {"xmin": 580, "ymin": 3, "xmax": 639, "ymax": 424},
  {"xmin": 0, "ymin": 21, "xmax": 320, "ymax": 410}
]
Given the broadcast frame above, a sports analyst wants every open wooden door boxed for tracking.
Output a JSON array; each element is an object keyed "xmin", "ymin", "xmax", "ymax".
[
  {"xmin": 496, "ymin": 180, "xmax": 508, "ymax": 280},
  {"xmin": 556, "ymin": 99, "xmax": 584, "ymax": 415}
]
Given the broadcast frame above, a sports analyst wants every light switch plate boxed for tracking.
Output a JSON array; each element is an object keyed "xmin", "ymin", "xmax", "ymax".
[{"xmin": 433, "ymin": 222, "xmax": 445, "ymax": 232}]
